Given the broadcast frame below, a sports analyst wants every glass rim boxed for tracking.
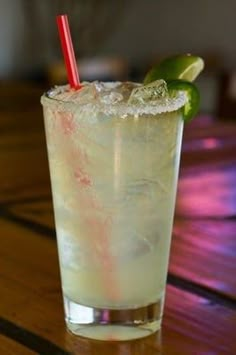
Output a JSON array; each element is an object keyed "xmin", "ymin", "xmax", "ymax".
[{"xmin": 41, "ymin": 85, "xmax": 187, "ymax": 116}]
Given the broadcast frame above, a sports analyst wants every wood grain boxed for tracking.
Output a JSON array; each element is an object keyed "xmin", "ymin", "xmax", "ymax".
[
  {"xmin": 0, "ymin": 335, "xmax": 36, "ymax": 355},
  {"xmin": 181, "ymin": 115, "xmax": 236, "ymax": 167},
  {"xmin": 170, "ymin": 219, "xmax": 236, "ymax": 301},
  {"xmin": 0, "ymin": 218, "xmax": 235, "ymax": 354},
  {"xmin": 0, "ymin": 83, "xmax": 50, "ymax": 204},
  {"xmin": 5, "ymin": 200, "xmax": 54, "ymax": 229},
  {"xmin": 0, "ymin": 81, "xmax": 44, "ymax": 112},
  {"xmin": 177, "ymin": 162, "xmax": 236, "ymax": 218},
  {"xmin": 0, "ymin": 118, "xmax": 50, "ymax": 204}
]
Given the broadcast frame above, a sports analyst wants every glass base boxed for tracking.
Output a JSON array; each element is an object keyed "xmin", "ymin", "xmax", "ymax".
[{"xmin": 64, "ymin": 295, "xmax": 163, "ymax": 341}]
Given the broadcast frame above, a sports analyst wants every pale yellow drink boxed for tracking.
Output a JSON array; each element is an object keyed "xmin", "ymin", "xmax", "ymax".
[{"xmin": 41, "ymin": 81, "xmax": 185, "ymax": 340}]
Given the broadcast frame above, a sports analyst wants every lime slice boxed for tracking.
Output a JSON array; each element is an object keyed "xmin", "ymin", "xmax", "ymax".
[
  {"xmin": 167, "ymin": 80, "xmax": 200, "ymax": 121},
  {"xmin": 144, "ymin": 54, "xmax": 204, "ymax": 84},
  {"xmin": 143, "ymin": 54, "xmax": 204, "ymax": 121}
]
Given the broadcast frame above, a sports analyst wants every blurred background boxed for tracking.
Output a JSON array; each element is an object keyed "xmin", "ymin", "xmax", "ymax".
[{"xmin": 1, "ymin": 0, "xmax": 236, "ymax": 116}]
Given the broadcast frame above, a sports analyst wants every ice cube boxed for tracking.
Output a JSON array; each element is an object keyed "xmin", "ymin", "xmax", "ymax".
[
  {"xmin": 52, "ymin": 83, "xmax": 98, "ymax": 104},
  {"xmin": 128, "ymin": 79, "xmax": 168, "ymax": 104},
  {"xmin": 95, "ymin": 81, "xmax": 121, "ymax": 91},
  {"xmin": 74, "ymin": 83, "xmax": 98, "ymax": 103},
  {"xmin": 100, "ymin": 92, "xmax": 123, "ymax": 104},
  {"xmin": 116, "ymin": 82, "xmax": 139, "ymax": 101}
]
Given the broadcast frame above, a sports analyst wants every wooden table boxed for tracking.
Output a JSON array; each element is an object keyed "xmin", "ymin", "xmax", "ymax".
[{"xmin": 0, "ymin": 82, "xmax": 236, "ymax": 354}]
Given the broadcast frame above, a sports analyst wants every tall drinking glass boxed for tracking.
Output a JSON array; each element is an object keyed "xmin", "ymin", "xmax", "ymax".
[{"xmin": 41, "ymin": 81, "xmax": 185, "ymax": 341}]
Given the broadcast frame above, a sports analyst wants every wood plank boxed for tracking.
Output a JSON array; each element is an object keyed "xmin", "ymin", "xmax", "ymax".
[
  {"xmin": 183, "ymin": 115, "xmax": 236, "ymax": 141},
  {"xmin": 170, "ymin": 219, "xmax": 236, "ymax": 300},
  {"xmin": 0, "ymin": 108, "xmax": 43, "ymax": 132},
  {"xmin": 0, "ymin": 112, "xmax": 51, "ymax": 204},
  {"xmin": 0, "ymin": 218, "xmax": 69, "ymax": 352},
  {"xmin": 0, "ymin": 83, "xmax": 50, "ymax": 204},
  {"xmin": 5, "ymin": 200, "xmax": 54, "ymax": 229},
  {"xmin": 0, "ymin": 81, "xmax": 44, "ymax": 112},
  {"xmin": 0, "ymin": 148, "xmax": 50, "ymax": 204},
  {"xmin": 177, "ymin": 162, "xmax": 236, "ymax": 218},
  {"xmin": 181, "ymin": 144, "xmax": 236, "ymax": 167},
  {"xmin": 0, "ymin": 218, "xmax": 236, "ymax": 354},
  {"xmin": 181, "ymin": 115, "xmax": 236, "ymax": 167},
  {"xmin": 0, "ymin": 335, "xmax": 36, "ymax": 355},
  {"xmin": 163, "ymin": 286, "xmax": 236, "ymax": 354},
  {"xmin": 0, "ymin": 318, "xmax": 69, "ymax": 355}
]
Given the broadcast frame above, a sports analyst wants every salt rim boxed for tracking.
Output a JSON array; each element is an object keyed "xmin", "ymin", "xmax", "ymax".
[{"xmin": 41, "ymin": 82, "xmax": 187, "ymax": 116}]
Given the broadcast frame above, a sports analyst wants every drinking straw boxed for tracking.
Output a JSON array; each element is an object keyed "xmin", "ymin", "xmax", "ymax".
[
  {"xmin": 56, "ymin": 14, "xmax": 119, "ymax": 302},
  {"xmin": 56, "ymin": 14, "xmax": 81, "ymax": 89}
]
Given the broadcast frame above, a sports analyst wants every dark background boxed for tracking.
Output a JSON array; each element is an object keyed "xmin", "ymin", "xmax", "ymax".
[{"xmin": 1, "ymin": 0, "xmax": 236, "ymax": 115}]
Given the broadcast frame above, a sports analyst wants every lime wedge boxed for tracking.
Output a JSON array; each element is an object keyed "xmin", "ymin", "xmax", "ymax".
[
  {"xmin": 144, "ymin": 54, "xmax": 204, "ymax": 84},
  {"xmin": 167, "ymin": 80, "xmax": 200, "ymax": 121},
  {"xmin": 143, "ymin": 54, "xmax": 204, "ymax": 121}
]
